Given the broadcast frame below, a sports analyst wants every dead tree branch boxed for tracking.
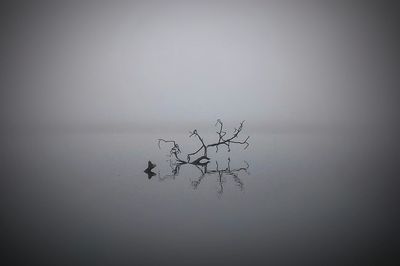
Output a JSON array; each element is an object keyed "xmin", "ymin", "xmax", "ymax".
[
  {"xmin": 157, "ymin": 139, "xmax": 186, "ymax": 163},
  {"xmin": 207, "ymin": 120, "xmax": 250, "ymax": 152},
  {"xmin": 158, "ymin": 120, "xmax": 249, "ymax": 164}
]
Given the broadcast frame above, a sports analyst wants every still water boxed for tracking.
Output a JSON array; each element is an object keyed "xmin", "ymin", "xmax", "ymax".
[{"xmin": 2, "ymin": 130, "xmax": 397, "ymax": 265}]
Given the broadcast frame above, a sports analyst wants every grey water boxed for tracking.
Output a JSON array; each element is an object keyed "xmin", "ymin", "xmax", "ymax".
[{"xmin": 2, "ymin": 129, "xmax": 398, "ymax": 265}]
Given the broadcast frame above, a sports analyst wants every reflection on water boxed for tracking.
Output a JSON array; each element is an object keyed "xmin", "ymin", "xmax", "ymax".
[
  {"xmin": 154, "ymin": 158, "xmax": 250, "ymax": 196},
  {"xmin": 2, "ymin": 130, "xmax": 398, "ymax": 265},
  {"xmin": 149, "ymin": 120, "xmax": 252, "ymax": 196}
]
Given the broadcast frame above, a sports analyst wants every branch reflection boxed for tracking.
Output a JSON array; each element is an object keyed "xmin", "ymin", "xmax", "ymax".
[{"xmin": 156, "ymin": 158, "xmax": 250, "ymax": 195}]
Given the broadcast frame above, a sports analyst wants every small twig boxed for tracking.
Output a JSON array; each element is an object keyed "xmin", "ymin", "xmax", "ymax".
[{"xmin": 157, "ymin": 139, "xmax": 186, "ymax": 163}]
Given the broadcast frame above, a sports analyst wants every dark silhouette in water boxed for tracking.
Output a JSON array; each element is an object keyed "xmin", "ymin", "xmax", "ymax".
[
  {"xmin": 154, "ymin": 120, "xmax": 250, "ymax": 193},
  {"xmin": 157, "ymin": 158, "xmax": 250, "ymax": 195},
  {"xmin": 144, "ymin": 161, "xmax": 157, "ymax": 179},
  {"xmin": 158, "ymin": 119, "xmax": 249, "ymax": 165},
  {"xmin": 191, "ymin": 158, "xmax": 249, "ymax": 195}
]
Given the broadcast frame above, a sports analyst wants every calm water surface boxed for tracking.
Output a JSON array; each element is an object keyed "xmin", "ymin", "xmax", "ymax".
[{"xmin": 2, "ymin": 130, "xmax": 398, "ymax": 265}]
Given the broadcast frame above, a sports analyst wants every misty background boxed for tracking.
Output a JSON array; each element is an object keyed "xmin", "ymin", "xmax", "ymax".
[
  {"xmin": 1, "ymin": 1, "xmax": 400, "ymax": 265},
  {"xmin": 1, "ymin": 1, "xmax": 398, "ymax": 133}
]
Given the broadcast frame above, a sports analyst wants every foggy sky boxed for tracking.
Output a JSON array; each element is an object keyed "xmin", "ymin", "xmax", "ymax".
[{"xmin": 1, "ymin": 1, "xmax": 398, "ymax": 132}]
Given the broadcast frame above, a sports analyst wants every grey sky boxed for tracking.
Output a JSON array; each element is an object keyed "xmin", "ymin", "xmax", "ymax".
[{"xmin": 1, "ymin": 1, "xmax": 398, "ymax": 131}]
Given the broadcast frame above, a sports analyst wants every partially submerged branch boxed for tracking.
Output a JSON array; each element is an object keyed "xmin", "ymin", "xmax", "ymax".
[{"xmin": 157, "ymin": 120, "xmax": 250, "ymax": 164}]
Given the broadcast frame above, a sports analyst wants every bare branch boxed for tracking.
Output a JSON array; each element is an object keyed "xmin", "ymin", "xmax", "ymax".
[
  {"xmin": 186, "ymin": 145, "xmax": 204, "ymax": 162},
  {"xmin": 158, "ymin": 120, "xmax": 249, "ymax": 164},
  {"xmin": 189, "ymin": 129, "xmax": 207, "ymax": 158},
  {"xmin": 157, "ymin": 139, "xmax": 186, "ymax": 163},
  {"xmin": 206, "ymin": 120, "xmax": 250, "ymax": 152}
]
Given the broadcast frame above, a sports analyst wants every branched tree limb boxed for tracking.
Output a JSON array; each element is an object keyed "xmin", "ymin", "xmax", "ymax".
[
  {"xmin": 206, "ymin": 120, "xmax": 250, "ymax": 152},
  {"xmin": 158, "ymin": 120, "xmax": 249, "ymax": 164}
]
